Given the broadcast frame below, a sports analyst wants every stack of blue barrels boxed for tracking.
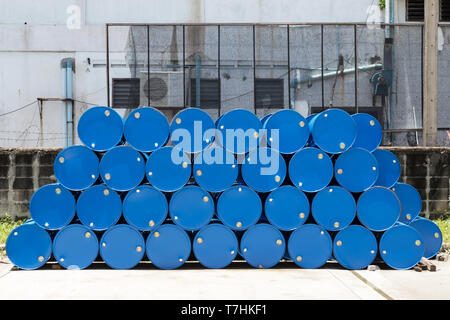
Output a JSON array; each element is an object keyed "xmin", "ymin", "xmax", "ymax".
[{"xmin": 6, "ymin": 106, "xmax": 443, "ymax": 270}]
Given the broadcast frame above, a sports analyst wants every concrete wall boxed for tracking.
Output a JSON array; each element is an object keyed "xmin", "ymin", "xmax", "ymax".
[{"xmin": 0, "ymin": 147, "xmax": 448, "ymax": 220}]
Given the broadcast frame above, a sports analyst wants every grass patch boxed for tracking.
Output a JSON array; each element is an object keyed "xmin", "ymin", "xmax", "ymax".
[
  {"xmin": 0, "ymin": 214, "xmax": 26, "ymax": 247},
  {"xmin": 434, "ymin": 217, "xmax": 450, "ymax": 244}
]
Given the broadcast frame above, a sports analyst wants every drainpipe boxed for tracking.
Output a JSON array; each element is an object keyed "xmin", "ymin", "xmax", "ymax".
[
  {"xmin": 61, "ymin": 58, "xmax": 74, "ymax": 147},
  {"xmin": 195, "ymin": 55, "xmax": 201, "ymax": 107}
]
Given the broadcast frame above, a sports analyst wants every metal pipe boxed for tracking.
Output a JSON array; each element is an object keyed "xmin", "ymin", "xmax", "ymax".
[
  {"xmin": 66, "ymin": 60, "xmax": 73, "ymax": 147},
  {"xmin": 195, "ymin": 55, "xmax": 201, "ymax": 107}
]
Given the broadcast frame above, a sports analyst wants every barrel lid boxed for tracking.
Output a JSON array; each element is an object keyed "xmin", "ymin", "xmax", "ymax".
[
  {"xmin": 169, "ymin": 185, "xmax": 214, "ymax": 231},
  {"xmin": 146, "ymin": 224, "xmax": 191, "ymax": 270},
  {"xmin": 124, "ymin": 107, "xmax": 169, "ymax": 152},
  {"xmin": 310, "ymin": 108, "xmax": 356, "ymax": 154},
  {"xmin": 99, "ymin": 146, "xmax": 145, "ymax": 191},
  {"xmin": 334, "ymin": 147, "xmax": 378, "ymax": 193},
  {"xmin": 288, "ymin": 147, "xmax": 333, "ymax": 192},
  {"xmin": 217, "ymin": 185, "xmax": 262, "ymax": 231},
  {"xmin": 53, "ymin": 224, "xmax": 99, "ymax": 270},
  {"xmin": 193, "ymin": 223, "xmax": 238, "ymax": 269},
  {"xmin": 123, "ymin": 185, "xmax": 168, "ymax": 231},
  {"xmin": 146, "ymin": 146, "xmax": 191, "ymax": 192},
  {"xmin": 312, "ymin": 186, "xmax": 356, "ymax": 231},
  {"xmin": 216, "ymin": 108, "xmax": 262, "ymax": 155},
  {"xmin": 240, "ymin": 223, "xmax": 285, "ymax": 269},
  {"xmin": 100, "ymin": 224, "xmax": 145, "ymax": 270},
  {"xmin": 193, "ymin": 146, "xmax": 238, "ymax": 192},
  {"xmin": 287, "ymin": 224, "xmax": 332, "ymax": 269},
  {"xmin": 351, "ymin": 113, "xmax": 382, "ymax": 152},
  {"xmin": 54, "ymin": 145, "xmax": 99, "ymax": 191},
  {"xmin": 264, "ymin": 109, "xmax": 310, "ymax": 154},
  {"xmin": 77, "ymin": 106, "xmax": 123, "ymax": 152},
  {"xmin": 391, "ymin": 183, "xmax": 422, "ymax": 223},
  {"xmin": 76, "ymin": 184, "xmax": 122, "ymax": 231},
  {"xmin": 379, "ymin": 224, "xmax": 424, "ymax": 270},
  {"xmin": 357, "ymin": 186, "xmax": 400, "ymax": 231},
  {"xmin": 6, "ymin": 222, "xmax": 52, "ymax": 270},
  {"xmin": 30, "ymin": 183, "xmax": 75, "ymax": 230},
  {"xmin": 260, "ymin": 113, "xmax": 272, "ymax": 127},
  {"xmin": 333, "ymin": 225, "xmax": 377, "ymax": 270},
  {"xmin": 265, "ymin": 185, "xmax": 309, "ymax": 231},
  {"xmin": 372, "ymin": 149, "xmax": 401, "ymax": 188},
  {"xmin": 409, "ymin": 218, "xmax": 442, "ymax": 259},
  {"xmin": 241, "ymin": 147, "xmax": 286, "ymax": 193},
  {"xmin": 170, "ymin": 107, "xmax": 215, "ymax": 153}
]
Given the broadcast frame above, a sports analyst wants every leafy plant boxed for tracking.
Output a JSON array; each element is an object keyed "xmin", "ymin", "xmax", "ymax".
[{"xmin": 379, "ymin": 0, "xmax": 386, "ymax": 10}]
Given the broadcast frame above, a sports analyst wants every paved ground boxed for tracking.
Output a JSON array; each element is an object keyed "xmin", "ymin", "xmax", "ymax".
[{"xmin": 0, "ymin": 257, "xmax": 449, "ymax": 300}]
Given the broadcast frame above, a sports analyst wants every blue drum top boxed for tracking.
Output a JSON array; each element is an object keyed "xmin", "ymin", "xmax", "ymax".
[
  {"xmin": 76, "ymin": 184, "xmax": 122, "ymax": 231},
  {"xmin": 351, "ymin": 113, "xmax": 382, "ymax": 152},
  {"xmin": 216, "ymin": 108, "xmax": 262, "ymax": 155},
  {"xmin": 29, "ymin": 183, "xmax": 75, "ymax": 230},
  {"xmin": 193, "ymin": 223, "xmax": 238, "ymax": 269},
  {"xmin": 124, "ymin": 107, "xmax": 169, "ymax": 152},
  {"xmin": 170, "ymin": 107, "xmax": 215, "ymax": 153},
  {"xmin": 264, "ymin": 109, "xmax": 310, "ymax": 154},
  {"xmin": 123, "ymin": 185, "xmax": 168, "ymax": 231},
  {"xmin": 53, "ymin": 224, "xmax": 99, "ymax": 270},
  {"xmin": 391, "ymin": 183, "xmax": 422, "ymax": 223},
  {"xmin": 99, "ymin": 146, "xmax": 146, "ymax": 191},
  {"xmin": 265, "ymin": 185, "xmax": 310, "ymax": 231},
  {"xmin": 53, "ymin": 145, "xmax": 99, "ymax": 191},
  {"xmin": 77, "ymin": 106, "xmax": 123, "ymax": 152},
  {"xmin": 146, "ymin": 146, "xmax": 191, "ymax": 192},
  {"xmin": 372, "ymin": 149, "xmax": 401, "ymax": 188},
  {"xmin": 240, "ymin": 223, "xmax": 285, "ymax": 269},
  {"xmin": 146, "ymin": 224, "xmax": 191, "ymax": 270},
  {"xmin": 334, "ymin": 147, "xmax": 378, "ymax": 193},
  {"xmin": 241, "ymin": 147, "xmax": 286, "ymax": 193},
  {"xmin": 409, "ymin": 217, "xmax": 442, "ymax": 259}
]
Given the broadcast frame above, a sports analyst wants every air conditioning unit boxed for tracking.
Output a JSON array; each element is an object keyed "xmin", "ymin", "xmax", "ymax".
[{"xmin": 140, "ymin": 71, "xmax": 183, "ymax": 108}]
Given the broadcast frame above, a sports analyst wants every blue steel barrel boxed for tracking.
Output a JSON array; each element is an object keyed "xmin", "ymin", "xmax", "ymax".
[
  {"xmin": 216, "ymin": 108, "xmax": 262, "ymax": 155},
  {"xmin": 124, "ymin": 107, "xmax": 169, "ymax": 152},
  {"xmin": 351, "ymin": 113, "xmax": 382, "ymax": 152},
  {"xmin": 6, "ymin": 221, "xmax": 52, "ymax": 270},
  {"xmin": 333, "ymin": 225, "xmax": 378, "ymax": 270},
  {"xmin": 260, "ymin": 113, "xmax": 272, "ymax": 127},
  {"xmin": 309, "ymin": 108, "xmax": 356, "ymax": 154},
  {"xmin": 29, "ymin": 184, "xmax": 75, "ymax": 230},
  {"xmin": 217, "ymin": 185, "xmax": 262, "ymax": 231},
  {"xmin": 76, "ymin": 185, "xmax": 122, "ymax": 231},
  {"xmin": 146, "ymin": 224, "xmax": 191, "ymax": 270},
  {"xmin": 288, "ymin": 224, "xmax": 332, "ymax": 269},
  {"xmin": 264, "ymin": 109, "xmax": 310, "ymax": 154},
  {"xmin": 146, "ymin": 146, "xmax": 191, "ymax": 192},
  {"xmin": 193, "ymin": 146, "xmax": 238, "ymax": 192},
  {"xmin": 264, "ymin": 185, "xmax": 310, "ymax": 231},
  {"xmin": 240, "ymin": 223, "xmax": 285, "ymax": 269},
  {"xmin": 241, "ymin": 147, "xmax": 286, "ymax": 193},
  {"xmin": 372, "ymin": 149, "xmax": 401, "ymax": 188},
  {"xmin": 391, "ymin": 183, "xmax": 422, "ymax": 223},
  {"xmin": 334, "ymin": 148, "xmax": 378, "ymax": 193},
  {"xmin": 379, "ymin": 223, "xmax": 424, "ymax": 270},
  {"xmin": 409, "ymin": 217, "xmax": 442, "ymax": 259},
  {"xmin": 77, "ymin": 106, "xmax": 124, "ymax": 151},
  {"xmin": 169, "ymin": 185, "xmax": 214, "ymax": 231},
  {"xmin": 99, "ymin": 224, "xmax": 145, "ymax": 269},
  {"xmin": 99, "ymin": 146, "xmax": 145, "ymax": 192},
  {"xmin": 312, "ymin": 186, "xmax": 356, "ymax": 231},
  {"xmin": 54, "ymin": 145, "xmax": 99, "ymax": 191},
  {"xmin": 123, "ymin": 185, "xmax": 168, "ymax": 231},
  {"xmin": 357, "ymin": 186, "xmax": 400, "ymax": 231},
  {"xmin": 52, "ymin": 224, "xmax": 99, "ymax": 270},
  {"xmin": 288, "ymin": 147, "xmax": 333, "ymax": 192},
  {"xmin": 193, "ymin": 223, "xmax": 239, "ymax": 269},
  {"xmin": 170, "ymin": 107, "xmax": 215, "ymax": 153}
]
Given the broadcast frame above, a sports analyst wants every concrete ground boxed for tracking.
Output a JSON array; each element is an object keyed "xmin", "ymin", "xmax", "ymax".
[{"xmin": 0, "ymin": 257, "xmax": 449, "ymax": 300}]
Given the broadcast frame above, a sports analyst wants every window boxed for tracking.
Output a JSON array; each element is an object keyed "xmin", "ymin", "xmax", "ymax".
[
  {"xmin": 112, "ymin": 78, "xmax": 140, "ymax": 108},
  {"xmin": 189, "ymin": 79, "xmax": 220, "ymax": 109},
  {"xmin": 406, "ymin": 0, "xmax": 450, "ymax": 22},
  {"xmin": 255, "ymin": 79, "xmax": 284, "ymax": 109}
]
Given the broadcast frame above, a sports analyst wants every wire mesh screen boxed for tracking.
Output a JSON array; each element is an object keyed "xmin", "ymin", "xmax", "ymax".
[
  {"xmin": 106, "ymin": 23, "xmax": 450, "ymax": 146},
  {"xmin": 438, "ymin": 25, "xmax": 450, "ymax": 146}
]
